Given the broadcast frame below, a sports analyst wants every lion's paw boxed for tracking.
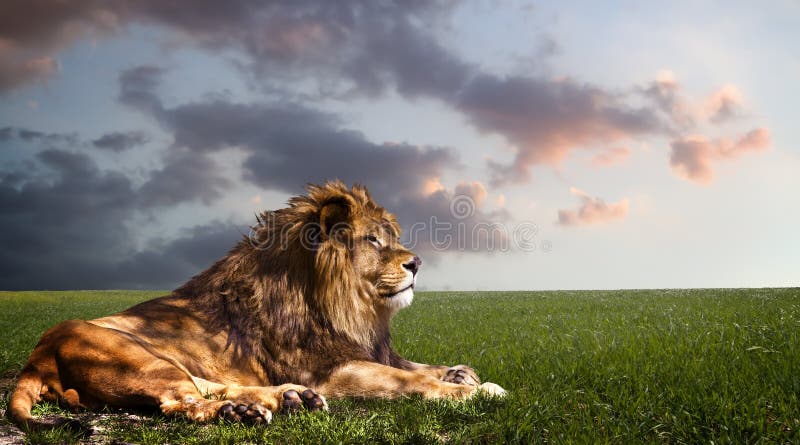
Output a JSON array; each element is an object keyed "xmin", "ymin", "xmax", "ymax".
[
  {"xmin": 280, "ymin": 388, "xmax": 328, "ymax": 414},
  {"xmin": 475, "ymin": 382, "xmax": 507, "ymax": 398},
  {"xmin": 218, "ymin": 401, "xmax": 273, "ymax": 424},
  {"xmin": 442, "ymin": 365, "xmax": 481, "ymax": 386}
]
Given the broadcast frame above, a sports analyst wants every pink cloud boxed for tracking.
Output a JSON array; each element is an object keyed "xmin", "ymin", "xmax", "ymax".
[
  {"xmin": 557, "ymin": 187, "xmax": 629, "ymax": 226},
  {"xmin": 642, "ymin": 70, "xmax": 696, "ymax": 130},
  {"xmin": 705, "ymin": 84, "xmax": 743, "ymax": 124},
  {"xmin": 454, "ymin": 180, "xmax": 488, "ymax": 206},
  {"xmin": 670, "ymin": 127, "xmax": 771, "ymax": 184},
  {"xmin": 590, "ymin": 146, "xmax": 631, "ymax": 167},
  {"xmin": 643, "ymin": 73, "xmax": 749, "ymax": 130},
  {"xmin": 0, "ymin": 49, "xmax": 57, "ymax": 92},
  {"xmin": 722, "ymin": 127, "xmax": 770, "ymax": 156},
  {"xmin": 475, "ymin": 71, "xmax": 764, "ymax": 185},
  {"xmin": 458, "ymin": 74, "xmax": 664, "ymax": 184}
]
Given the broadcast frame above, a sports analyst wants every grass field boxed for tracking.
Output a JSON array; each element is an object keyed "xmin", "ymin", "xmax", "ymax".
[{"xmin": 0, "ymin": 289, "xmax": 798, "ymax": 444}]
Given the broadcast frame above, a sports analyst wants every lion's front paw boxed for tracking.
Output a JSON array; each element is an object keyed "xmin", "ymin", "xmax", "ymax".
[
  {"xmin": 162, "ymin": 397, "xmax": 273, "ymax": 424},
  {"xmin": 218, "ymin": 401, "xmax": 272, "ymax": 424},
  {"xmin": 442, "ymin": 365, "xmax": 481, "ymax": 386},
  {"xmin": 280, "ymin": 388, "xmax": 328, "ymax": 414},
  {"xmin": 476, "ymin": 382, "xmax": 507, "ymax": 398}
]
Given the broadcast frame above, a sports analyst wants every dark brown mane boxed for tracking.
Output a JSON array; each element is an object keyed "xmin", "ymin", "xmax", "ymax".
[{"xmin": 172, "ymin": 181, "xmax": 401, "ymax": 384}]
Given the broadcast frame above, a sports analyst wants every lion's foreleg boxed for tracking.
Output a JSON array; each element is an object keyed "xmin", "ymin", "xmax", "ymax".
[
  {"xmin": 400, "ymin": 361, "xmax": 482, "ymax": 386},
  {"xmin": 317, "ymin": 361, "xmax": 505, "ymax": 400},
  {"xmin": 191, "ymin": 378, "xmax": 327, "ymax": 414}
]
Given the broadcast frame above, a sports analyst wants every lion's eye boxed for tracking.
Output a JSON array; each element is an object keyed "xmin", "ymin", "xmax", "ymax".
[{"xmin": 366, "ymin": 235, "xmax": 381, "ymax": 248}]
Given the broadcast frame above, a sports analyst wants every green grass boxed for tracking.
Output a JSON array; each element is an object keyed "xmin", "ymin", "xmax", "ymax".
[{"xmin": 1, "ymin": 289, "xmax": 798, "ymax": 444}]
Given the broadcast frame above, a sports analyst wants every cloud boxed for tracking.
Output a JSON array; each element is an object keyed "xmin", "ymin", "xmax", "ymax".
[
  {"xmin": 454, "ymin": 181, "xmax": 488, "ymax": 207},
  {"xmin": 342, "ymin": 13, "xmax": 471, "ymax": 99},
  {"xmin": 111, "ymin": 222, "xmax": 244, "ymax": 290},
  {"xmin": 457, "ymin": 74, "xmax": 665, "ymax": 185},
  {"xmin": 0, "ymin": 0, "xmax": 116, "ymax": 93},
  {"xmin": 0, "ymin": 148, "xmax": 138, "ymax": 289},
  {"xmin": 92, "ymin": 131, "xmax": 149, "ymax": 152},
  {"xmin": 0, "ymin": 52, "xmax": 57, "ymax": 92},
  {"xmin": 639, "ymin": 73, "xmax": 770, "ymax": 184},
  {"xmin": 118, "ymin": 65, "xmax": 165, "ymax": 115},
  {"xmin": 725, "ymin": 127, "xmax": 770, "ymax": 155},
  {"xmin": 0, "ymin": 141, "xmax": 500, "ymax": 289},
  {"xmin": 0, "ymin": 0, "xmax": 455, "ymax": 93},
  {"xmin": 557, "ymin": 187, "xmax": 629, "ymax": 226},
  {"xmin": 116, "ymin": 65, "xmax": 513, "ymax": 255},
  {"xmin": 641, "ymin": 70, "xmax": 696, "ymax": 130},
  {"xmin": 669, "ymin": 127, "xmax": 771, "ymax": 184},
  {"xmin": 0, "ymin": 140, "xmax": 243, "ymax": 289},
  {"xmin": 138, "ymin": 151, "xmax": 232, "ymax": 207},
  {"xmin": 1, "ymin": 2, "xmax": 776, "ymax": 290},
  {"xmin": 3, "ymin": 3, "xmax": 769, "ymax": 188},
  {"xmin": 1, "ymin": 123, "xmax": 229, "ymax": 207},
  {"xmin": 394, "ymin": 181, "xmax": 512, "ymax": 255},
  {"xmin": 590, "ymin": 147, "xmax": 631, "ymax": 167},
  {"xmin": 0, "ymin": 126, "xmax": 79, "ymax": 146},
  {"xmin": 642, "ymin": 73, "xmax": 749, "ymax": 128},
  {"xmin": 705, "ymin": 84, "xmax": 743, "ymax": 124},
  {"xmin": 117, "ymin": 65, "xmax": 463, "ymax": 205}
]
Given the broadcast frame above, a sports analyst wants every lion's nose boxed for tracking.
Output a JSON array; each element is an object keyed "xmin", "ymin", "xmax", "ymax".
[{"xmin": 403, "ymin": 256, "xmax": 422, "ymax": 275}]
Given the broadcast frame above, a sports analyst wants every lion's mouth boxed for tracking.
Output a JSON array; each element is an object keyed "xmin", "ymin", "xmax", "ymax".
[{"xmin": 382, "ymin": 283, "xmax": 414, "ymax": 298}]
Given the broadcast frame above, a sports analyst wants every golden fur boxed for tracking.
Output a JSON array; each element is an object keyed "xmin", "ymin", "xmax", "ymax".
[{"xmin": 9, "ymin": 181, "xmax": 505, "ymax": 431}]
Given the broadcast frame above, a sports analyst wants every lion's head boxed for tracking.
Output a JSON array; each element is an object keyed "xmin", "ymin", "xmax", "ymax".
[{"xmin": 246, "ymin": 181, "xmax": 421, "ymax": 347}]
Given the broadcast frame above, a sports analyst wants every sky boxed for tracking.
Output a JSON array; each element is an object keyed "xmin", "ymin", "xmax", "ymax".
[{"xmin": 0, "ymin": 0, "xmax": 798, "ymax": 291}]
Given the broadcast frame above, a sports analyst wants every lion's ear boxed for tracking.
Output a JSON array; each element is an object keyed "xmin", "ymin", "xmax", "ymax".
[{"xmin": 319, "ymin": 198, "xmax": 353, "ymax": 241}]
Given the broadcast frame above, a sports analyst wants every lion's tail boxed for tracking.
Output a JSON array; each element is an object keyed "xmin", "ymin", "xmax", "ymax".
[
  {"xmin": 8, "ymin": 368, "xmax": 86, "ymax": 435},
  {"xmin": 8, "ymin": 368, "xmax": 41, "ymax": 428}
]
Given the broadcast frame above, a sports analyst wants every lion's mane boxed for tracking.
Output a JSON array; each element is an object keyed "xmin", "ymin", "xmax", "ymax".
[{"xmin": 172, "ymin": 181, "xmax": 401, "ymax": 385}]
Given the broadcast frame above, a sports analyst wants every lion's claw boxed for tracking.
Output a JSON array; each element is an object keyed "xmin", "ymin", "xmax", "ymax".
[{"xmin": 442, "ymin": 365, "xmax": 481, "ymax": 386}]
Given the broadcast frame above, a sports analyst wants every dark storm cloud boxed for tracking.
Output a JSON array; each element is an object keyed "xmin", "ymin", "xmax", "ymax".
[
  {"xmin": 118, "ymin": 65, "xmax": 165, "ymax": 115},
  {"xmin": 138, "ymin": 151, "xmax": 232, "ymax": 207},
  {"xmin": 1, "ymin": 121, "xmax": 229, "ymax": 208},
  {"xmin": 117, "ymin": 65, "xmax": 461, "ymax": 204},
  {"xmin": 0, "ymin": 126, "xmax": 80, "ymax": 146},
  {"xmin": 342, "ymin": 15, "xmax": 472, "ymax": 99},
  {"xmin": 92, "ymin": 131, "xmax": 149, "ymax": 152},
  {"xmin": 112, "ymin": 222, "xmax": 244, "ymax": 290},
  {"xmin": 0, "ymin": 0, "xmax": 109, "ymax": 93},
  {"xmin": 0, "ymin": 0, "xmax": 454, "ymax": 92},
  {"xmin": 0, "ymin": 130, "xmax": 238, "ymax": 289},
  {"xmin": 0, "ymin": 148, "xmax": 241, "ymax": 290},
  {"xmin": 0, "ymin": 148, "xmax": 137, "ymax": 289}
]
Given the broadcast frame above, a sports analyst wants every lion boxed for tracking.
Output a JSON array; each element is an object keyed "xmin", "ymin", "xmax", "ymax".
[{"xmin": 9, "ymin": 181, "xmax": 505, "ymax": 431}]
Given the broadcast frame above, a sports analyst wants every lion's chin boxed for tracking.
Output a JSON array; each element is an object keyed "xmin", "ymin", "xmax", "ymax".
[{"xmin": 382, "ymin": 286, "xmax": 414, "ymax": 312}]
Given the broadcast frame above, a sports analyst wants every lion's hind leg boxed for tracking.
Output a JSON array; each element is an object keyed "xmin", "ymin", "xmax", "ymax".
[
  {"xmin": 191, "ymin": 378, "xmax": 327, "ymax": 416},
  {"xmin": 40, "ymin": 320, "xmax": 270, "ymax": 424}
]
